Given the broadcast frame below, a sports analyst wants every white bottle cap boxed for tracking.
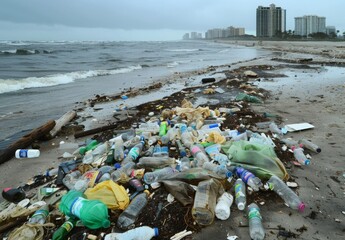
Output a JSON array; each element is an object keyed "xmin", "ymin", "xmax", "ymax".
[{"xmin": 237, "ymin": 202, "xmax": 245, "ymax": 210}]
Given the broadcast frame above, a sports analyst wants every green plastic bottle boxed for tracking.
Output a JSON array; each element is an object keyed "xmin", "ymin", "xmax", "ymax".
[
  {"xmin": 159, "ymin": 121, "xmax": 168, "ymax": 136},
  {"xmin": 52, "ymin": 217, "xmax": 78, "ymax": 240},
  {"xmin": 59, "ymin": 190, "xmax": 110, "ymax": 229},
  {"xmin": 79, "ymin": 140, "xmax": 98, "ymax": 155}
]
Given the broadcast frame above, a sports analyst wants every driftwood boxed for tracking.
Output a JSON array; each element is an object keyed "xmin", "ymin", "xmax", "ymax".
[
  {"xmin": 0, "ymin": 120, "xmax": 55, "ymax": 164},
  {"xmin": 74, "ymin": 124, "xmax": 118, "ymax": 138},
  {"xmin": 47, "ymin": 110, "xmax": 77, "ymax": 139}
]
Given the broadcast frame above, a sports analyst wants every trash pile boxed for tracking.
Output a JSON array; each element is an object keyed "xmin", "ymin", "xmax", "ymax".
[{"xmin": 0, "ymin": 94, "xmax": 322, "ymax": 240}]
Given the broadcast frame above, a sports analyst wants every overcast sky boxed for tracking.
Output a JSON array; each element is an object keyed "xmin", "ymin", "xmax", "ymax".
[{"xmin": 0, "ymin": 0, "xmax": 344, "ymax": 41}]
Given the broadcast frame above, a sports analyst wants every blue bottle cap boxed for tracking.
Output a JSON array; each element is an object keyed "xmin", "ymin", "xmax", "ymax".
[
  {"xmin": 226, "ymin": 171, "xmax": 233, "ymax": 178},
  {"xmin": 305, "ymin": 159, "xmax": 311, "ymax": 165},
  {"xmin": 154, "ymin": 227, "xmax": 159, "ymax": 236},
  {"xmin": 114, "ymin": 163, "xmax": 121, "ymax": 169}
]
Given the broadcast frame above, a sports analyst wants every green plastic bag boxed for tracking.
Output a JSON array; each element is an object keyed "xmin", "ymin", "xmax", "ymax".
[{"xmin": 222, "ymin": 140, "xmax": 288, "ymax": 181}]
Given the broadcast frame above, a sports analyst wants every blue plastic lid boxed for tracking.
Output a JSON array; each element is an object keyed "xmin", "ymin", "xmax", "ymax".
[
  {"xmin": 154, "ymin": 227, "xmax": 159, "ymax": 236},
  {"xmin": 226, "ymin": 171, "xmax": 233, "ymax": 178},
  {"xmin": 114, "ymin": 163, "xmax": 121, "ymax": 169},
  {"xmin": 305, "ymin": 159, "xmax": 311, "ymax": 165}
]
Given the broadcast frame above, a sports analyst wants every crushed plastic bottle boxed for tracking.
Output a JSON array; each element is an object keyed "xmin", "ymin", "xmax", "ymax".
[
  {"xmin": 215, "ymin": 192, "xmax": 233, "ymax": 220},
  {"xmin": 235, "ymin": 167, "xmax": 263, "ymax": 191},
  {"xmin": 104, "ymin": 226, "xmax": 159, "ymax": 240},
  {"xmin": 267, "ymin": 175, "xmax": 305, "ymax": 212}
]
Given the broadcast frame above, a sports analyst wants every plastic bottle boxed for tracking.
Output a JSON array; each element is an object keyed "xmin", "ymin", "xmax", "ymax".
[
  {"xmin": 82, "ymin": 151, "xmax": 94, "ymax": 164},
  {"xmin": 129, "ymin": 178, "xmax": 145, "ymax": 192},
  {"xmin": 180, "ymin": 124, "xmax": 194, "ymax": 149},
  {"xmin": 192, "ymin": 178, "xmax": 223, "ymax": 226},
  {"xmin": 179, "ymin": 156, "xmax": 191, "ymax": 171},
  {"xmin": 269, "ymin": 122, "xmax": 283, "ymax": 135},
  {"xmin": 152, "ymin": 144, "xmax": 169, "ymax": 157},
  {"xmin": 267, "ymin": 175, "xmax": 305, "ymax": 212},
  {"xmin": 52, "ymin": 217, "xmax": 78, "ymax": 240},
  {"xmin": 127, "ymin": 141, "xmax": 145, "ymax": 161},
  {"xmin": 235, "ymin": 167, "xmax": 263, "ymax": 191},
  {"xmin": 2, "ymin": 187, "xmax": 26, "ymax": 203},
  {"xmin": 111, "ymin": 162, "xmax": 136, "ymax": 182},
  {"xmin": 247, "ymin": 203, "xmax": 265, "ymax": 240},
  {"xmin": 15, "ymin": 149, "xmax": 40, "ymax": 158},
  {"xmin": 104, "ymin": 226, "xmax": 159, "ymax": 240},
  {"xmin": 191, "ymin": 145, "xmax": 210, "ymax": 167},
  {"xmin": 234, "ymin": 178, "xmax": 246, "ymax": 210},
  {"xmin": 215, "ymin": 192, "xmax": 233, "ymax": 220},
  {"xmin": 281, "ymin": 138, "xmax": 303, "ymax": 148},
  {"xmin": 148, "ymin": 136, "xmax": 159, "ymax": 146},
  {"xmin": 56, "ymin": 159, "xmax": 81, "ymax": 186},
  {"xmin": 121, "ymin": 129, "xmax": 136, "ymax": 142},
  {"xmin": 59, "ymin": 190, "xmax": 110, "ymax": 229},
  {"xmin": 202, "ymin": 162, "xmax": 232, "ymax": 179},
  {"xmin": 291, "ymin": 146, "xmax": 310, "ymax": 165},
  {"xmin": 79, "ymin": 140, "xmax": 98, "ymax": 155},
  {"xmin": 28, "ymin": 204, "xmax": 49, "ymax": 224},
  {"xmin": 46, "ymin": 168, "xmax": 59, "ymax": 177},
  {"xmin": 117, "ymin": 191, "xmax": 150, "ymax": 230},
  {"xmin": 137, "ymin": 157, "xmax": 175, "ymax": 169},
  {"xmin": 105, "ymin": 146, "xmax": 115, "ymax": 165},
  {"xmin": 298, "ymin": 139, "xmax": 321, "ymax": 153},
  {"xmin": 143, "ymin": 167, "xmax": 177, "ymax": 184},
  {"xmin": 204, "ymin": 144, "xmax": 229, "ymax": 166},
  {"xmin": 176, "ymin": 140, "xmax": 187, "ymax": 157},
  {"xmin": 159, "ymin": 121, "xmax": 168, "ymax": 136},
  {"xmin": 62, "ymin": 171, "xmax": 82, "ymax": 190},
  {"xmin": 92, "ymin": 142, "xmax": 109, "ymax": 159},
  {"xmin": 114, "ymin": 138, "xmax": 125, "ymax": 161}
]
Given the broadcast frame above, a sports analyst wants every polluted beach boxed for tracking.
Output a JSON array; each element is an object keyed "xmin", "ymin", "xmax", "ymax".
[{"xmin": 1, "ymin": 2, "xmax": 345, "ymax": 240}]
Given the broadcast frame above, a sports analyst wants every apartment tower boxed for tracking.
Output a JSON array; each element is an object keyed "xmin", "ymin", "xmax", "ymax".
[{"xmin": 256, "ymin": 4, "xmax": 286, "ymax": 37}]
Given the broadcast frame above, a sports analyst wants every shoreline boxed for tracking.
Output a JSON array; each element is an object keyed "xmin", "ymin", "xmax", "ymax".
[{"xmin": 0, "ymin": 41, "xmax": 344, "ymax": 239}]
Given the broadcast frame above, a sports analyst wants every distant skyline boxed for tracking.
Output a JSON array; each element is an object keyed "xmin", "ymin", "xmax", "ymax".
[{"xmin": 0, "ymin": 0, "xmax": 344, "ymax": 41}]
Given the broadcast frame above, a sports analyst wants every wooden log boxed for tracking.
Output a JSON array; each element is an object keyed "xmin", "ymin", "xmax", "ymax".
[
  {"xmin": 0, "ymin": 120, "xmax": 55, "ymax": 164},
  {"xmin": 47, "ymin": 110, "xmax": 77, "ymax": 139}
]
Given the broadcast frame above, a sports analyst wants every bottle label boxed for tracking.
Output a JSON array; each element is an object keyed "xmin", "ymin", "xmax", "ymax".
[
  {"xmin": 71, "ymin": 197, "xmax": 86, "ymax": 218},
  {"xmin": 241, "ymin": 170, "xmax": 254, "ymax": 184},
  {"xmin": 62, "ymin": 221, "xmax": 73, "ymax": 232},
  {"xmin": 235, "ymin": 183, "xmax": 245, "ymax": 198},
  {"xmin": 129, "ymin": 147, "xmax": 140, "ymax": 160},
  {"xmin": 248, "ymin": 207, "xmax": 262, "ymax": 220},
  {"xmin": 19, "ymin": 150, "xmax": 28, "ymax": 158},
  {"xmin": 32, "ymin": 209, "xmax": 49, "ymax": 218}
]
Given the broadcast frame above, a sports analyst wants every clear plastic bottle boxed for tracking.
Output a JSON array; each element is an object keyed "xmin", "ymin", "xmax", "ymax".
[
  {"xmin": 152, "ymin": 144, "xmax": 169, "ymax": 157},
  {"xmin": 160, "ymin": 126, "xmax": 179, "ymax": 145},
  {"xmin": 28, "ymin": 204, "xmax": 49, "ymax": 224},
  {"xmin": 121, "ymin": 129, "xmax": 136, "ymax": 142},
  {"xmin": 179, "ymin": 156, "xmax": 191, "ymax": 171},
  {"xmin": 202, "ymin": 162, "xmax": 232, "ymax": 179},
  {"xmin": 192, "ymin": 178, "xmax": 223, "ymax": 226},
  {"xmin": 46, "ymin": 168, "xmax": 59, "ymax": 177},
  {"xmin": 247, "ymin": 203, "xmax": 265, "ymax": 240},
  {"xmin": 176, "ymin": 140, "xmax": 187, "ymax": 157},
  {"xmin": 180, "ymin": 124, "xmax": 195, "ymax": 149},
  {"xmin": 127, "ymin": 141, "xmax": 145, "ymax": 161},
  {"xmin": 291, "ymin": 146, "xmax": 310, "ymax": 165},
  {"xmin": 104, "ymin": 226, "xmax": 159, "ymax": 240},
  {"xmin": 234, "ymin": 178, "xmax": 246, "ymax": 210},
  {"xmin": 117, "ymin": 191, "xmax": 150, "ymax": 230},
  {"xmin": 191, "ymin": 145, "xmax": 210, "ymax": 167},
  {"xmin": 137, "ymin": 122, "xmax": 160, "ymax": 134},
  {"xmin": 298, "ymin": 139, "xmax": 321, "ymax": 153},
  {"xmin": 235, "ymin": 167, "xmax": 263, "ymax": 191},
  {"xmin": 204, "ymin": 144, "xmax": 229, "ymax": 166},
  {"xmin": 281, "ymin": 138, "xmax": 303, "ymax": 148},
  {"xmin": 62, "ymin": 170, "xmax": 82, "ymax": 190},
  {"xmin": 143, "ymin": 167, "xmax": 177, "ymax": 184},
  {"xmin": 91, "ymin": 141, "xmax": 109, "ymax": 159},
  {"xmin": 114, "ymin": 138, "xmax": 125, "ymax": 161},
  {"xmin": 111, "ymin": 162, "xmax": 136, "ymax": 182},
  {"xmin": 137, "ymin": 157, "xmax": 175, "ymax": 169},
  {"xmin": 269, "ymin": 122, "xmax": 283, "ymax": 135},
  {"xmin": 267, "ymin": 175, "xmax": 305, "ymax": 212},
  {"xmin": 215, "ymin": 192, "xmax": 233, "ymax": 220}
]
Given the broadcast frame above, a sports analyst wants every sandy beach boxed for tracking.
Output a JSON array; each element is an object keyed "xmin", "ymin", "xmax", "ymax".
[{"xmin": 0, "ymin": 40, "xmax": 344, "ymax": 239}]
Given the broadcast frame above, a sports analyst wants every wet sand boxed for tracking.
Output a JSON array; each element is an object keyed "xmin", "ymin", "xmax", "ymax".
[{"xmin": 1, "ymin": 41, "xmax": 345, "ymax": 239}]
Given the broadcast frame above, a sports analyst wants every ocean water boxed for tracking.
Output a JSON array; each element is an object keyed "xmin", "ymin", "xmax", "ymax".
[{"xmin": 0, "ymin": 40, "xmax": 268, "ymax": 138}]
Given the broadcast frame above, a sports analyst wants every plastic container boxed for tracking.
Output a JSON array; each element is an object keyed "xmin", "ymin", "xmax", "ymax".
[
  {"xmin": 136, "ymin": 122, "xmax": 160, "ymax": 134},
  {"xmin": 143, "ymin": 167, "xmax": 176, "ymax": 184},
  {"xmin": 111, "ymin": 162, "xmax": 136, "ymax": 182},
  {"xmin": 117, "ymin": 191, "xmax": 150, "ymax": 230},
  {"xmin": 298, "ymin": 139, "xmax": 321, "ymax": 153},
  {"xmin": 15, "ymin": 149, "xmax": 40, "ymax": 158},
  {"xmin": 235, "ymin": 167, "xmax": 263, "ymax": 191},
  {"xmin": 234, "ymin": 178, "xmax": 246, "ymax": 210},
  {"xmin": 215, "ymin": 192, "xmax": 233, "ymax": 220},
  {"xmin": 2, "ymin": 187, "xmax": 26, "ymax": 203},
  {"xmin": 267, "ymin": 175, "xmax": 305, "ymax": 212},
  {"xmin": 202, "ymin": 162, "xmax": 232, "ymax": 179},
  {"xmin": 152, "ymin": 144, "xmax": 169, "ymax": 157},
  {"xmin": 159, "ymin": 121, "xmax": 168, "ymax": 136},
  {"xmin": 52, "ymin": 218, "xmax": 78, "ymax": 240},
  {"xmin": 59, "ymin": 190, "xmax": 110, "ymax": 229},
  {"xmin": 291, "ymin": 146, "xmax": 310, "ymax": 165},
  {"xmin": 79, "ymin": 140, "xmax": 98, "ymax": 155},
  {"xmin": 28, "ymin": 204, "xmax": 49, "ymax": 224},
  {"xmin": 192, "ymin": 178, "xmax": 222, "ymax": 226},
  {"xmin": 176, "ymin": 140, "xmax": 187, "ymax": 157},
  {"xmin": 248, "ymin": 203, "xmax": 265, "ymax": 240},
  {"xmin": 104, "ymin": 226, "xmax": 159, "ymax": 240},
  {"xmin": 191, "ymin": 145, "xmax": 210, "ymax": 167}
]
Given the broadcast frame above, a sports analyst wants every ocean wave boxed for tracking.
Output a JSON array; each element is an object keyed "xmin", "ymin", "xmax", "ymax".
[
  {"xmin": 0, "ymin": 65, "xmax": 142, "ymax": 94},
  {"xmin": 167, "ymin": 60, "xmax": 193, "ymax": 68},
  {"xmin": 0, "ymin": 49, "xmax": 54, "ymax": 55},
  {"xmin": 165, "ymin": 48, "xmax": 201, "ymax": 52}
]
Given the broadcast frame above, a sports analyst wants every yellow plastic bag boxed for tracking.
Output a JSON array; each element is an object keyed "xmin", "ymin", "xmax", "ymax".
[{"xmin": 84, "ymin": 180, "xmax": 129, "ymax": 210}]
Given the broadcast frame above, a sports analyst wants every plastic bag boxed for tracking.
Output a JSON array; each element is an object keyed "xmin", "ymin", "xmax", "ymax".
[
  {"xmin": 222, "ymin": 140, "xmax": 288, "ymax": 181},
  {"xmin": 161, "ymin": 180, "xmax": 195, "ymax": 206},
  {"xmin": 84, "ymin": 180, "xmax": 129, "ymax": 210}
]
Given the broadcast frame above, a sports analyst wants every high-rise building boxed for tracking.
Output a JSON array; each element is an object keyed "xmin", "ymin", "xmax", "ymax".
[
  {"xmin": 256, "ymin": 4, "xmax": 286, "ymax": 37},
  {"xmin": 294, "ymin": 15, "xmax": 326, "ymax": 36}
]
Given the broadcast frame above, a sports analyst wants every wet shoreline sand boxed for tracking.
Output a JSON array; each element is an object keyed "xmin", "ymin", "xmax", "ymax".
[{"xmin": 1, "ymin": 41, "xmax": 344, "ymax": 239}]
